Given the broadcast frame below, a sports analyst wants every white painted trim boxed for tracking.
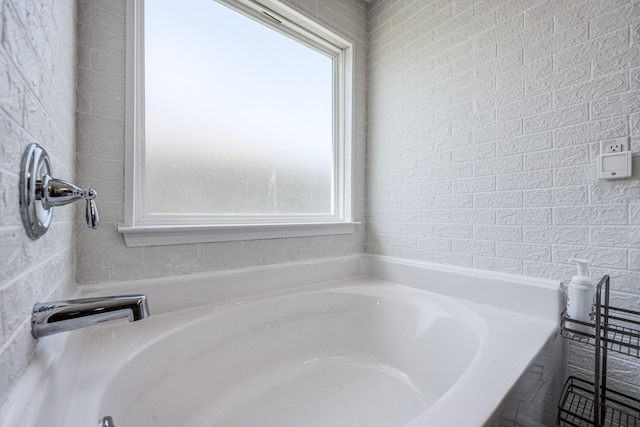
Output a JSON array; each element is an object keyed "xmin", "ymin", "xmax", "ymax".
[
  {"xmin": 118, "ymin": 221, "xmax": 359, "ymax": 247},
  {"xmin": 123, "ymin": 0, "xmax": 137, "ymax": 226},
  {"xmin": 122, "ymin": 0, "xmax": 356, "ymax": 244},
  {"xmin": 79, "ymin": 254, "xmax": 365, "ymax": 314}
]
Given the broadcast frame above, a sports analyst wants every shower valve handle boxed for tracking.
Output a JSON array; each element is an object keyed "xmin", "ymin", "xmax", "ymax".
[{"xmin": 39, "ymin": 176, "xmax": 100, "ymax": 229}]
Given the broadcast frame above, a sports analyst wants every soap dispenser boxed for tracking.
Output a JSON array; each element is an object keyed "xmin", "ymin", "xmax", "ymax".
[{"xmin": 565, "ymin": 259, "xmax": 595, "ymax": 334}]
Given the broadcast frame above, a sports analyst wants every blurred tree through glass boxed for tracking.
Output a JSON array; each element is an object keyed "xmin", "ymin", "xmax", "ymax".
[{"xmin": 144, "ymin": 0, "xmax": 334, "ymax": 216}]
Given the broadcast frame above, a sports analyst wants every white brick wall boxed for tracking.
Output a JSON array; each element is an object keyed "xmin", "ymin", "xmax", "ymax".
[
  {"xmin": 0, "ymin": 0, "xmax": 77, "ymax": 408},
  {"xmin": 367, "ymin": 0, "xmax": 640, "ymax": 402},
  {"xmin": 75, "ymin": 0, "xmax": 367, "ymax": 283}
]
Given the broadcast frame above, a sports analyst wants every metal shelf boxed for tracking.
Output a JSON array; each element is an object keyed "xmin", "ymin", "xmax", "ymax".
[
  {"xmin": 558, "ymin": 377, "xmax": 640, "ymax": 427},
  {"xmin": 560, "ymin": 307, "xmax": 640, "ymax": 358},
  {"xmin": 557, "ymin": 276, "xmax": 640, "ymax": 427}
]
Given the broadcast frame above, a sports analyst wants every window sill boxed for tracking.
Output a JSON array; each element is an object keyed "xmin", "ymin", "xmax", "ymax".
[{"xmin": 118, "ymin": 221, "xmax": 359, "ymax": 247}]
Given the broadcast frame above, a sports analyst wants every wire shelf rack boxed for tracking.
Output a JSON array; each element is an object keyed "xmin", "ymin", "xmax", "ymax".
[
  {"xmin": 558, "ymin": 377, "xmax": 640, "ymax": 427},
  {"xmin": 560, "ymin": 309, "xmax": 640, "ymax": 358},
  {"xmin": 557, "ymin": 276, "xmax": 640, "ymax": 427}
]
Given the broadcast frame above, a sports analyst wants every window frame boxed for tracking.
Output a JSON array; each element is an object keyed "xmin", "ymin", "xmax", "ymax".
[{"xmin": 120, "ymin": 0, "xmax": 357, "ymax": 247}]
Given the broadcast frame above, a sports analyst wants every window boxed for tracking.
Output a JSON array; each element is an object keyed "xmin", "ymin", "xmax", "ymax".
[{"xmin": 120, "ymin": 0, "xmax": 356, "ymax": 246}]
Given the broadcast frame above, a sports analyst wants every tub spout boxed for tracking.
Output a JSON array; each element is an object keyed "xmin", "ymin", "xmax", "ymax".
[{"xmin": 31, "ymin": 295, "xmax": 150, "ymax": 339}]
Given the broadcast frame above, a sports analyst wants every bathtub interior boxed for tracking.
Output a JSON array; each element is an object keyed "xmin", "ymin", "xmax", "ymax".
[{"xmin": 90, "ymin": 286, "xmax": 483, "ymax": 427}]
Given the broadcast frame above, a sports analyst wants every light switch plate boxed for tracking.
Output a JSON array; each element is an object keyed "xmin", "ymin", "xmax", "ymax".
[{"xmin": 597, "ymin": 151, "xmax": 632, "ymax": 179}]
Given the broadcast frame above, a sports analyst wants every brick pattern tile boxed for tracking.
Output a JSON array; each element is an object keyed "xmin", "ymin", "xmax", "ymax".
[
  {"xmin": 0, "ymin": 0, "xmax": 76, "ymax": 409},
  {"xmin": 367, "ymin": 0, "xmax": 640, "ymax": 283}
]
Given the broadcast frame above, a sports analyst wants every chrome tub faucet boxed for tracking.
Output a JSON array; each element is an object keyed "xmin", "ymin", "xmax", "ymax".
[{"xmin": 32, "ymin": 295, "xmax": 150, "ymax": 339}]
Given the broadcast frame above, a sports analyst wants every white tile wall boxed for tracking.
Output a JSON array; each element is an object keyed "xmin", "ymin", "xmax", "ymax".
[
  {"xmin": 367, "ymin": 0, "xmax": 640, "ymax": 397},
  {"xmin": 0, "ymin": 0, "xmax": 77, "ymax": 408},
  {"xmin": 75, "ymin": 0, "xmax": 367, "ymax": 284}
]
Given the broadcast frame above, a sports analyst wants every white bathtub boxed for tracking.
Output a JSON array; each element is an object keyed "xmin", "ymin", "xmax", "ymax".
[{"xmin": 0, "ymin": 256, "xmax": 561, "ymax": 427}]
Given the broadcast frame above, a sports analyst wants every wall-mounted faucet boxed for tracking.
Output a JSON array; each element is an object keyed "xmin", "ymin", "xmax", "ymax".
[
  {"xmin": 20, "ymin": 143, "xmax": 99, "ymax": 239},
  {"xmin": 32, "ymin": 295, "xmax": 150, "ymax": 339}
]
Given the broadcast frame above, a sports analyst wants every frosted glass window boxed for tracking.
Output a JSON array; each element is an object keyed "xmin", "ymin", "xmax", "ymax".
[{"xmin": 144, "ymin": 0, "xmax": 334, "ymax": 216}]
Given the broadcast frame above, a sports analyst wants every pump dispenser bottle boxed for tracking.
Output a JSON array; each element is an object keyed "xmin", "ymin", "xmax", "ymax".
[{"xmin": 565, "ymin": 259, "xmax": 595, "ymax": 334}]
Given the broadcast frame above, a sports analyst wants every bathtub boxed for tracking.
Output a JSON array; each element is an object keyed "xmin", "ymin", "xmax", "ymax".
[{"xmin": 0, "ymin": 255, "xmax": 561, "ymax": 427}]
